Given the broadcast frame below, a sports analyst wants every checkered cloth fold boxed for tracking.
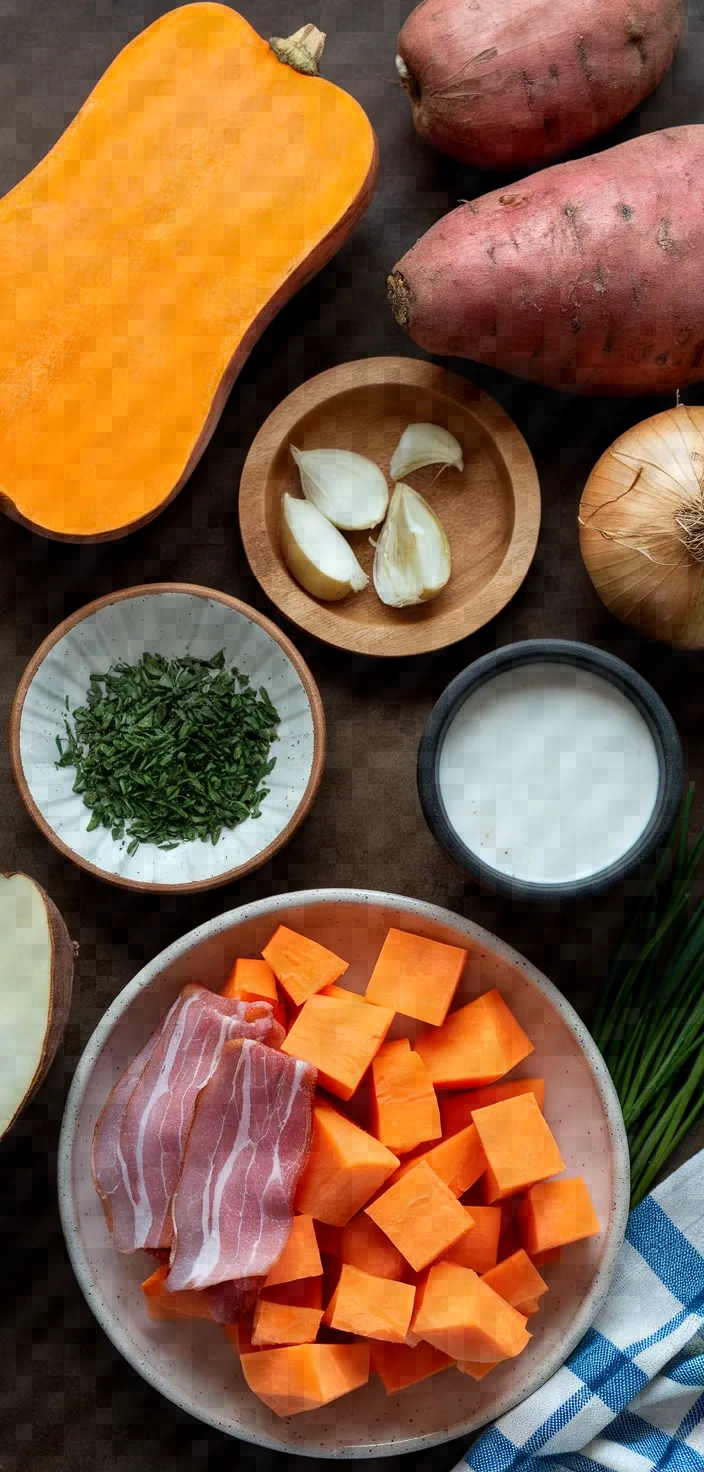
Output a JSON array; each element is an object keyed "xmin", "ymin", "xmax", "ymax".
[{"xmin": 458, "ymin": 1150, "xmax": 704, "ymax": 1472}]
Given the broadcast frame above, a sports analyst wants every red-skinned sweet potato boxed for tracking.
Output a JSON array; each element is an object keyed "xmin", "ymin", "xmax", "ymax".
[
  {"xmin": 396, "ymin": 0, "xmax": 683, "ymax": 171},
  {"xmin": 388, "ymin": 126, "xmax": 704, "ymax": 397}
]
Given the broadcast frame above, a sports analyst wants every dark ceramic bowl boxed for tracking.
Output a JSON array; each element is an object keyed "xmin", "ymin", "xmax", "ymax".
[{"xmin": 418, "ymin": 640, "xmax": 684, "ymax": 903}]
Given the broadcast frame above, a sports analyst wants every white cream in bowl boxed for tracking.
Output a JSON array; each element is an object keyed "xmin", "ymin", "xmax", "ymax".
[{"xmin": 438, "ymin": 663, "xmax": 660, "ymax": 884}]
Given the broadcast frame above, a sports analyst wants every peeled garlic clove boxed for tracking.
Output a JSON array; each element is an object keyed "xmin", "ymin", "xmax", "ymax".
[
  {"xmin": 373, "ymin": 483, "xmax": 451, "ymax": 608},
  {"xmin": 389, "ymin": 423, "xmax": 464, "ymax": 480},
  {"xmin": 280, "ymin": 494, "xmax": 368, "ymax": 602},
  {"xmin": 290, "ymin": 445, "xmax": 389, "ymax": 530}
]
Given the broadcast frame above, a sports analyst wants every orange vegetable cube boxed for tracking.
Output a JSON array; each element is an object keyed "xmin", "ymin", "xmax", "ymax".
[
  {"xmin": 411, "ymin": 1261, "xmax": 531, "ymax": 1362},
  {"xmin": 445, "ymin": 1206, "xmax": 501, "ymax": 1275},
  {"xmin": 457, "ymin": 1359, "xmax": 501, "ymax": 1381},
  {"xmin": 222, "ymin": 956, "xmax": 278, "ymax": 1005},
  {"xmin": 323, "ymin": 1263, "xmax": 416, "ymax": 1344},
  {"xmin": 252, "ymin": 1298, "xmax": 323, "ymax": 1347},
  {"xmin": 281, "ymin": 993, "xmax": 394, "ymax": 1100},
  {"xmin": 413, "ymin": 989, "xmax": 534, "ymax": 1088},
  {"xmin": 365, "ymin": 928, "xmax": 468, "ymax": 1025},
  {"xmin": 294, "ymin": 1100, "xmax": 399, "ymax": 1227},
  {"xmin": 340, "ymin": 1211, "xmax": 407, "ymax": 1281},
  {"xmin": 240, "ymin": 1342, "xmax": 370, "ymax": 1417},
  {"xmin": 480, "ymin": 1250, "xmax": 548, "ymax": 1315},
  {"xmin": 370, "ymin": 1340, "xmax": 453, "ymax": 1393},
  {"xmin": 141, "ymin": 1264, "xmax": 212, "ymax": 1321},
  {"xmin": 440, "ymin": 1079, "xmax": 546, "ymax": 1136},
  {"xmin": 365, "ymin": 1160, "xmax": 473, "ymax": 1272},
  {"xmin": 262, "ymin": 925, "xmax": 349, "ymax": 1007},
  {"xmin": 263, "ymin": 1215, "xmax": 322, "ymax": 1288},
  {"xmin": 387, "ymin": 1122, "xmax": 487, "ymax": 1198},
  {"xmin": 518, "ymin": 1178, "xmax": 601, "ymax": 1255},
  {"xmin": 370, "ymin": 1038, "xmax": 441, "ymax": 1155},
  {"xmin": 261, "ymin": 1278, "xmax": 323, "ymax": 1310},
  {"xmin": 472, "ymin": 1094, "xmax": 565, "ymax": 1202}
]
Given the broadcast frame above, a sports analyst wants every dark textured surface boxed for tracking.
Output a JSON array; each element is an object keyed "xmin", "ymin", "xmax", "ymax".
[{"xmin": 1, "ymin": 1, "xmax": 703, "ymax": 1467}]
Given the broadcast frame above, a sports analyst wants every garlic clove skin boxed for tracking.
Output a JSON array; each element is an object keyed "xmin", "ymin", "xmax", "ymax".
[
  {"xmin": 373, "ymin": 483, "xmax": 451, "ymax": 608},
  {"xmin": 280, "ymin": 493, "xmax": 368, "ymax": 602},
  {"xmin": 290, "ymin": 445, "xmax": 389, "ymax": 530},
  {"xmin": 389, "ymin": 423, "xmax": 464, "ymax": 481}
]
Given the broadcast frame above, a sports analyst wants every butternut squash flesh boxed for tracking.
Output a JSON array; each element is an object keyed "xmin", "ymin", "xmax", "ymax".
[{"xmin": 0, "ymin": 4, "xmax": 377, "ymax": 540}]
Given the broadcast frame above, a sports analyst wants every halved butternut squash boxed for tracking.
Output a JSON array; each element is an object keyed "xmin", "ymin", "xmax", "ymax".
[{"xmin": 0, "ymin": 4, "xmax": 377, "ymax": 541}]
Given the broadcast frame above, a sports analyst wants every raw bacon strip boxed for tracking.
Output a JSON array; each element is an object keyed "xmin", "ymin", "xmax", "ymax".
[
  {"xmin": 90, "ymin": 990, "xmax": 185, "ymax": 1235},
  {"xmin": 166, "ymin": 1039, "xmax": 316, "ymax": 1292},
  {"xmin": 118, "ymin": 989, "xmax": 281, "ymax": 1254},
  {"xmin": 92, "ymin": 984, "xmax": 281, "ymax": 1254}
]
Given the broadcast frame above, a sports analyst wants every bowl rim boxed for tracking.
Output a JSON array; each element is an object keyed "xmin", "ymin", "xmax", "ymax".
[
  {"xmin": 239, "ymin": 356, "xmax": 542, "ymax": 658},
  {"xmin": 418, "ymin": 638, "xmax": 684, "ymax": 903},
  {"xmin": 57, "ymin": 886, "xmax": 630, "ymax": 1458},
  {"xmin": 8, "ymin": 582, "xmax": 326, "ymax": 894}
]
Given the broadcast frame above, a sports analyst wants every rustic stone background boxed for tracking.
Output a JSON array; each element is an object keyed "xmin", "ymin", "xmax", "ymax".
[{"xmin": 1, "ymin": 1, "xmax": 703, "ymax": 1468}]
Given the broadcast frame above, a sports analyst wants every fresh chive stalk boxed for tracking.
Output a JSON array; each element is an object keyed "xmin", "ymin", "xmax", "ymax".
[
  {"xmin": 55, "ymin": 650, "xmax": 280, "ymax": 854},
  {"xmin": 593, "ymin": 785, "xmax": 704, "ymax": 1207}
]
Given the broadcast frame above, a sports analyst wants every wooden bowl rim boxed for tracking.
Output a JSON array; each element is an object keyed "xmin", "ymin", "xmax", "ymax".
[
  {"xmin": 9, "ymin": 582, "xmax": 327, "ymax": 894},
  {"xmin": 239, "ymin": 356, "xmax": 541, "ymax": 657}
]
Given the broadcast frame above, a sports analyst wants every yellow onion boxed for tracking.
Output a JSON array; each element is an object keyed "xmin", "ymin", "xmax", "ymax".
[{"xmin": 579, "ymin": 404, "xmax": 704, "ymax": 648}]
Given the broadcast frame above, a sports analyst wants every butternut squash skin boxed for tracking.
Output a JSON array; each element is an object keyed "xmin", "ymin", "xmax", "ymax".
[{"xmin": 0, "ymin": 4, "xmax": 378, "ymax": 541}]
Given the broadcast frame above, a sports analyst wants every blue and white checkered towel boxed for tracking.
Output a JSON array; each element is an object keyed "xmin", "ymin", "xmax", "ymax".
[{"xmin": 457, "ymin": 1149, "xmax": 704, "ymax": 1472}]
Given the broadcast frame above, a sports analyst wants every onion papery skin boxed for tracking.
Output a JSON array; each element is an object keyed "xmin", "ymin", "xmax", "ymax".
[{"xmin": 579, "ymin": 404, "xmax": 704, "ymax": 648}]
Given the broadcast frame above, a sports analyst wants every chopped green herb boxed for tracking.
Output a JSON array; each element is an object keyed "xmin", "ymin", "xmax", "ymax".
[
  {"xmin": 55, "ymin": 649, "xmax": 280, "ymax": 853},
  {"xmin": 593, "ymin": 785, "xmax": 704, "ymax": 1207}
]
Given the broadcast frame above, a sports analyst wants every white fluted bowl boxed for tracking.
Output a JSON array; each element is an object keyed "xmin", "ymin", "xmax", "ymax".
[
  {"xmin": 58, "ymin": 890, "xmax": 629, "ymax": 1457},
  {"xmin": 10, "ymin": 584, "xmax": 325, "ymax": 892}
]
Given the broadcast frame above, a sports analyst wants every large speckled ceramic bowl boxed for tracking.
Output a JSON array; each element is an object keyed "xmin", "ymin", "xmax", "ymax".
[
  {"xmin": 10, "ymin": 584, "xmax": 325, "ymax": 893},
  {"xmin": 58, "ymin": 890, "xmax": 629, "ymax": 1458}
]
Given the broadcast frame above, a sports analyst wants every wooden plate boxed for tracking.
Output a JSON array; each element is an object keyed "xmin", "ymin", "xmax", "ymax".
[{"xmin": 239, "ymin": 358, "xmax": 541, "ymax": 657}]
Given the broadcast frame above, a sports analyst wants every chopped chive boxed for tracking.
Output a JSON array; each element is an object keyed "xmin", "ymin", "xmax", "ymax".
[{"xmin": 55, "ymin": 649, "xmax": 280, "ymax": 855}]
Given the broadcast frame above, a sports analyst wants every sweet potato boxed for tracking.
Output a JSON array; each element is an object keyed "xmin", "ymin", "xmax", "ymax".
[
  {"xmin": 370, "ymin": 1038, "xmax": 441, "ymax": 1155},
  {"xmin": 323, "ymin": 1263, "xmax": 416, "ymax": 1343},
  {"xmin": 263, "ymin": 1215, "xmax": 322, "ymax": 1288},
  {"xmin": 472, "ymin": 1094, "xmax": 565, "ymax": 1203},
  {"xmin": 410, "ymin": 1261, "xmax": 531, "ymax": 1362},
  {"xmin": 396, "ymin": 0, "xmax": 683, "ymax": 171},
  {"xmin": 413, "ymin": 988, "xmax": 533, "ymax": 1087},
  {"xmin": 370, "ymin": 1340, "xmax": 453, "ymax": 1393},
  {"xmin": 294, "ymin": 1099, "xmax": 399, "ymax": 1226},
  {"xmin": 388, "ymin": 126, "xmax": 704, "ymax": 397},
  {"xmin": 365, "ymin": 1160, "xmax": 472, "ymax": 1271},
  {"xmin": 386, "ymin": 1122, "xmax": 486, "ymax": 1198},
  {"xmin": 518, "ymin": 1178, "xmax": 601, "ymax": 1254},
  {"xmin": 240, "ymin": 1342, "xmax": 370, "ymax": 1416},
  {"xmin": 366, "ymin": 928, "xmax": 467, "ymax": 1024}
]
